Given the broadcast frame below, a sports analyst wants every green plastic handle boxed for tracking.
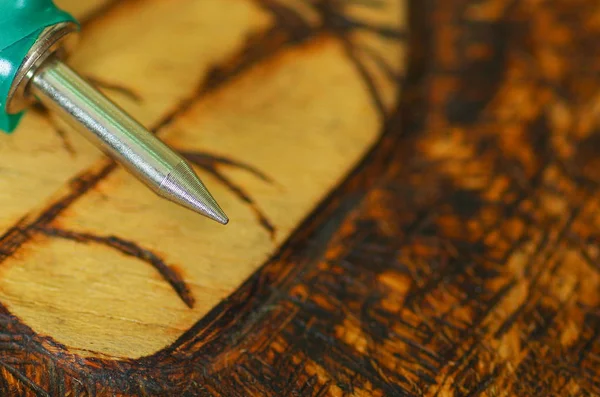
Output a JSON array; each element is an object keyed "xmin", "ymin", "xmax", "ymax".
[{"xmin": 0, "ymin": 0, "xmax": 78, "ymax": 132}]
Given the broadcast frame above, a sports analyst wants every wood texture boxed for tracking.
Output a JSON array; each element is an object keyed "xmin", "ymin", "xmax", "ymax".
[{"xmin": 0, "ymin": 0, "xmax": 598, "ymax": 395}]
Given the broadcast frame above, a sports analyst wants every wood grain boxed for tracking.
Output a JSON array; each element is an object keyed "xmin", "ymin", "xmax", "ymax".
[{"xmin": 0, "ymin": 0, "xmax": 598, "ymax": 395}]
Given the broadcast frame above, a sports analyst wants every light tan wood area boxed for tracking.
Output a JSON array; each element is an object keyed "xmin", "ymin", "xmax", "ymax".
[
  {"xmin": 54, "ymin": 0, "xmax": 114, "ymax": 20},
  {"xmin": 0, "ymin": 0, "xmax": 406, "ymax": 358}
]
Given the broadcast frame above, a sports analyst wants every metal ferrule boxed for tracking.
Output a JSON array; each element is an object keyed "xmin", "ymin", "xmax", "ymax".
[{"xmin": 6, "ymin": 22, "xmax": 79, "ymax": 114}]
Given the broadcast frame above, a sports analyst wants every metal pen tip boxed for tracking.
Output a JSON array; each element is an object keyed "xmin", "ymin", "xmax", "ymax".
[
  {"xmin": 160, "ymin": 161, "xmax": 229, "ymax": 224},
  {"xmin": 28, "ymin": 56, "xmax": 229, "ymax": 225},
  {"xmin": 5, "ymin": 22, "xmax": 230, "ymax": 225}
]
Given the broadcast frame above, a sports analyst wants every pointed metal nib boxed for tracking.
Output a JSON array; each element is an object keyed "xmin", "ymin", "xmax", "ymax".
[
  {"xmin": 27, "ymin": 56, "xmax": 229, "ymax": 225},
  {"xmin": 159, "ymin": 161, "xmax": 229, "ymax": 224}
]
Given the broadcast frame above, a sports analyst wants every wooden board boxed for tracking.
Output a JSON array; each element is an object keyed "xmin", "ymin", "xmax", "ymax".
[{"xmin": 0, "ymin": 0, "xmax": 599, "ymax": 395}]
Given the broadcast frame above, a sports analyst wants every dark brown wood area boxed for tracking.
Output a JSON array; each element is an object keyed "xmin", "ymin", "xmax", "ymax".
[{"xmin": 0, "ymin": 0, "xmax": 599, "ymax": 395}]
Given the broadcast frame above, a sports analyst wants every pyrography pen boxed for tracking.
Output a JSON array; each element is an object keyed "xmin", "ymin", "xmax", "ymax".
[{"xmin": 0, "ymin": 1, "xmax": 228, "ymax": 224}]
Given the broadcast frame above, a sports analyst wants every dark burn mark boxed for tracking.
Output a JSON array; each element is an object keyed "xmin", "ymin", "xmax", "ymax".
[
  {"xmin": 528, "ymin": 110, "xmax": 552, "ymax": 149},
  {"xmin": 35, "ymin": 226, "xmax": 195, "ymax": 308},
  {"xmin": 447, "ymin": 188, "xmax": 485, "ymax": 218},
  {"xmin": 180, "ymin": 151, "xmax": 277, "ymax": 239},
  {"xmin": 341, "ymin": 40, "xmax": 387, "ymax": 116},
  {"xmin": 0, "ymin": 162, "xmax": 117, "ymax": 263},
  {"xmin": 254, "ymin": 0, "xmax": 406, "ymax": 119},
  {"xmin": 86, "ymin": 76, "xmax": 143, "ymax": 104},
  {"xmin": 53, "ymin": 128, "xmax": 76, "ymax": 156},
  {"xmin": 444, "ymin": 18, "xmax": 512, "ymax": 125},
  {"xmin": 314, "ymin": 0, "xmax": 404, "ymax": 40},
  {"xmin": 572, "ymin": 129, "xmax": 600, "ymax": 186},
  {"xmin": 29, "ymin": 104, "xmax": 78, "ymax": 156},
  {"xmin": 359, "ymin": 44, "xmax": 404, "ymax": 83},
  {"xmin": 182, "ymin": 152, "xmax": 273, "ymax": 184}
]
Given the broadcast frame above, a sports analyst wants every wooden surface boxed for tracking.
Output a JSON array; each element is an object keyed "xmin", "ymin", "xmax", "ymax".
[{"xmin": 0, "ymin": 0, "xmax": 598, "ymax": 395}]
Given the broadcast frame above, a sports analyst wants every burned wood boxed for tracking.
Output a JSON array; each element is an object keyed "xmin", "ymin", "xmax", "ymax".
[{"xmin": 0, "ymin": 0, "xmax": 596, "ymax": 396}]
